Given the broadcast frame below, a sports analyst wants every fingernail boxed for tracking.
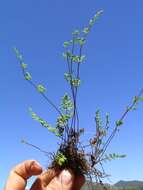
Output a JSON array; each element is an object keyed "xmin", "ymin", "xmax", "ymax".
[{"xmin": 58, "ymin": 170, "xmax": 73, "ymax": 186}]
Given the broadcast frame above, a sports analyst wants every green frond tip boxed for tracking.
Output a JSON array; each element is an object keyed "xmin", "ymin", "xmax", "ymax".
[
  {"xmin": 95, "ymin": 110, "xmax": 102, "ymax": 129},
  {"xmin": 56, "ymin": 114, "xmax": 71, "ymax": 128},
  {"xmin": 55, "ymin": 133, "xmax": 62, "ymax": 137},
  {"xmin": 93, "ymin": 10, "xmax": 104, "ymax": 21},
  {"xmin": 62, "ymin": 51, "xmax": 72, "ymax": 60},
  {"xmin": 63, "ymin": 41, "xmax": 71, "ymax": 48},
  {"xmin": 37, "ymin": 84, "xmax": 46, "ymax": 93},
  {"xmin": 13, "ymin": 47, "xmax": 19, "ymax": 54},
  {"xmin": 116, "ymin": 120, "xmax": 123, "ymax": 127},
  {"xmin": 106, "ymin": 153, "xmax": 126, "ymax": 161},
  {"xmin": 83, "ymin": 27, "xmax": 90, "ymax": 34},
  {"xmin": 72, "ymin": 55, "xmax": 86, "ymax": 63},
  {"xmin": 130, "ymin": 106, "xmax": 137, "ymax": 111},
  {"xmin": 132, "ymin": 96, "xmax": 143, "ymax": 104},
  {"xmin": 66, "ymin": 51, "xmax": 72, "ymax": 57},
  {"xmin": 14, "ymin": 47, "xmax": 23, "ymax": 62},
  {"xmin": 72, "ymin": 55, "xmax": 80, "ymax": 62},
  {"xmin": 72, "ymin": 29, "xmax": 80, "ymax": 36},
  {"xmin": 21, "ymin": 63, "xmax": 27, "ymax": 69},
  {"xmin": 100, "ymin": 130, "xmax": 107, "ymax": 136},
  {"xmin": 64, "ymin": 73, "xmax": 72, "ymax": 82},
  {"xmin": 29, "ymin": 108, "xmax": 57, "ymax": 134},
  {"xmin": 89, "ymin": 19, "xmax": 94, "ymax": 27},
  {"xmin": 138, "ymin": 97, "xmax": 143, "ymax": 101},
  {"xmin": 25, "ymin": 72, "xmax": 32, "ymax": 80},
  {"xmin": 61, "ymin": 94, "xmax": 73, "ymax": 111},
  {"xmin": 89, "ymin": 10, "xmax": 103, "ymax": 28},
  {"xmin": 48, "ymin": 127, "xmax": 56, "ymax": 133},
  {"xmin": 80, "ymin": 55, "xmax": 86, "ymax": 62},
  {"xmin": 55, "ymin": 152, "xmax": 67, "ymax": 166},
  {"xmin": 73, "ymin": 37, "xmax": 86, "ymax": 45}
]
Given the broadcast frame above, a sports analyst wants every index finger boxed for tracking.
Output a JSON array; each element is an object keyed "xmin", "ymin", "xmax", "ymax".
[
  {"xmin": 30, "ymin": 169, "xmax": 60, "ymax": 190},
  {"xmin": 4, "ymin": 160, "xmax": 42, "ymax": 190}
]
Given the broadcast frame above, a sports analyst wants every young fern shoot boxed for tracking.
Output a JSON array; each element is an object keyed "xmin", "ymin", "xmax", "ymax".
[{"xmin": 14, "ymin": 10, "xmax": 143, "ymax": 189}]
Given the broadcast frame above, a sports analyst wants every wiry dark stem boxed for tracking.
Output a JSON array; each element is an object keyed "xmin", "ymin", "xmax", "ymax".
[
  {"xmin": 99, "ymin": 88, "xmax": 143, "ymax": 159},
  {"xmin": 65, "ymin": 37, "xmax": 79, "ymax": 141},
  {"xmin": 21, "ymin": 67, "xmax": 63, "ymax": 116},
  {"xmin": 21, "ymin": 139, "xmax": 52, "ymax": 156}
]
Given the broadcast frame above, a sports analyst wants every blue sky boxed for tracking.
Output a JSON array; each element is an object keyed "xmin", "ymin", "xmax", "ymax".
[{"xmin": 1, "ymin": 0, "xmax": 143, "ymax": 188}]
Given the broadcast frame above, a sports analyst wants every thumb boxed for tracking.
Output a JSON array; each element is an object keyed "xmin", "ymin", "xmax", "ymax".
[
  {"xmin": 46, "ymin": 169, "xmax": 74, "ymax": 190},
  {"xmin": 4, "ymin": 160, "xmax": 42, "ymax": 190}
]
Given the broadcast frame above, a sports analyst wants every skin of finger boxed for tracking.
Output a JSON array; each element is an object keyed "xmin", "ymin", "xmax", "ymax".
[
  {"xmin": 4, "ymin": 172, "xmax": 25, "ymax": 190},
  {"xmin": 45, "ymin": 174, "xmax": 84, "ymax": 190},
  {"xmin": 45, "ymin": 169, "xmax": 74, "ymax": 190},
  {"xmin": 30, "ymin": 169, "xmax": 84, "ymax": 190},
  {"xmin": 4, "ymin": 160, "xmax": 42, "ymax": 190},
  {"xmin": 15, "ymin": 160, "xmax": 42, "ymax": 179},
  {"xmin": 30, "ymin": 169, "xmax": 59, "ymax": 190}
]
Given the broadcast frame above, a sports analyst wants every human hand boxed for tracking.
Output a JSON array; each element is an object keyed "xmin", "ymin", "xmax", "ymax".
[{"xmin": 4, "ymin": 160, "xmax": 85, "ymax": 190}]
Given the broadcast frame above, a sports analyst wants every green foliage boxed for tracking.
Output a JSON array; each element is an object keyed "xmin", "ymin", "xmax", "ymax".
[
  {"xmin": 132, "ymin": 96, "xmax": 143, "ymax": 104},
  {"xmin": 14, "ymin": 47, "xmax": 23, "ymax": 62},
  {"xmin": 95, "ymin": 110, "xmax": 102, "ymax": 129},
  {"xmin": 25, "ymin": 72, "xmax": 32, "ymax": 80},
  {"xmin": 93, "ymin": 10, "xmax": 104, "ymax": 21},
  {"xmin": 71, "ymin": 79, "xmax": 81, "ymax": 87},
  {"xmin": 61, "ymin": 94, "xmax": 73, "ymax": 111},
  {"xmin": 83, "ymin": 27, "xmax": 90, "ymax": 35},
  {"xmin": 116, "ymin": 120, "xmax": 123, "ymax": 127},
  {"xmin": 56, "ymin": 114, "xmax": 71, "ymax": 128},
  {"xmin": 55, "ymin": 152, "xmax": 67, "ymax": 166},
  {"xmin": 21, "ymin": 63, "xmax": 27, "ymax": 69},
  {"xmin": 100, "ymin": 130, "xmax": 107, "ymax": 136},
  {"xmin": 64, "ymin": 73, "xmax": 81, "ymax": 88},
  {"xmin": 63, "ymin": 41, "xmax": 71, "ymax": 48},
  {"xmin": 55, "ymin": 113, "xmax": 72, "ymax": 136},
  {"xmin": 73, "ymin": 37, "xmax": 86, "ymax": 45},
  {"xmin": 80, "ymin": 55, "xmax": 86, "ymax": 62},
  {"xmin": 72, "ymin": 55, "xmax": 85, "ymax": 63},
  {"xmin": 82, "ymin": 10, "xmax": 103, "ymax": 36},
  {"xmin": 14, "ymin": 10, "xmax": 143, "ymax": 187},
  {"xmin": 29, "ymin": 108, "xmax": 58, "ymax": 134},
  {"xmin": 37, "ymin": 84, "xmax": 46, "ymax": 93},
  {"xmin": 63, "ymin": 51, "xmax": 72, "ymax": 60},
  {"xmin": 130, "ymin": 106, "xmax": 137, "ymax": 111},
  {"xmin": 72, "ymin": 30, "xmax": 80, "ymax": 36},
  {"xmin": 89, "ymin": 19, "xmax": 94, "ymax": 27},
  {"xmin": 14, "ymin": 48, "xmax": 32, "ymax": 81},
  {"xmin": 105, "ymin": 153, "xmax": 127, "ymax": 161},
  {"xmin": 64, "ymin": 73, "xmax": 72, "ymax": 82}
]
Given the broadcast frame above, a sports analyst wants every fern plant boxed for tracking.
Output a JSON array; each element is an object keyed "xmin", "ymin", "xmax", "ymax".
[{"xmin": 14, "ymin": 10, "xmax": 143, "ymax": 189}]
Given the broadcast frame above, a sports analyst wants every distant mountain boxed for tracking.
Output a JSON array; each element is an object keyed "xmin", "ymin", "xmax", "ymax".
[
  {"xmin": 81, "ymin": 180, "xmax": 143, "ymax": 190},
  {"xmin": 114, "ymin": 180, "xmax": 143, "ymax": 188}
]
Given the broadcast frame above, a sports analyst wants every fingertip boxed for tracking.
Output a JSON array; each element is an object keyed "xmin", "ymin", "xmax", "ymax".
[
  {"xmin": 5, "ymin": 160, "xmax": 43, "ymax": 190},
  {"xmin": 13, "ymin": 160, "xmax": 43, "ymax": 180},
  {"xmin": 30, "ymin": 161, "xmax": 43, "ymax": 175},
  {"xmin": 57, "ymin": 169, "xmax": 74, "ymax": 186},
  {"xmin": 30, "ymin": 169, "xmax": 59, "ymax": 190}
]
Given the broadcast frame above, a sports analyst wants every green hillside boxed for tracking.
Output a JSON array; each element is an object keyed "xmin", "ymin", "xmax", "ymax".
[{"xmin": 81, "ymin": 180, "xmax": 143, "ymax": 190}]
